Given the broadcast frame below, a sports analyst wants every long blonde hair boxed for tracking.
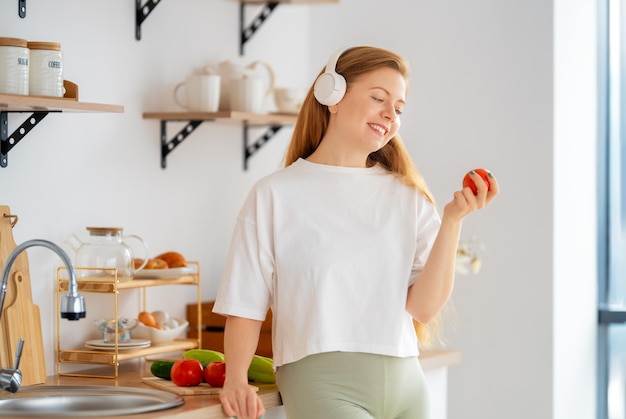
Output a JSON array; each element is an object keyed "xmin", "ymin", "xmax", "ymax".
[{"xmin": 283, "ymin": 46, "xmax": 440, "ymax": 346}]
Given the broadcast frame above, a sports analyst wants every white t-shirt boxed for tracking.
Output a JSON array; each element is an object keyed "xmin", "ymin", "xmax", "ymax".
[{"xmin": 213, "ymin": 158, "xmax": 441, "ymax": 368}]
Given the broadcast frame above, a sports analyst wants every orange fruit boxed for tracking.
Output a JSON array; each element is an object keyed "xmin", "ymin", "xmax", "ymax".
[{"xmin": 138, "ymin": 311, "xmax": 156, "ymax": 327}]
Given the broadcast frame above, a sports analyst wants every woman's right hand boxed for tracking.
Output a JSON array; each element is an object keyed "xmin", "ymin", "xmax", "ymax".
[{"xmin": 219, "ymin": 379, "xmax": 266, "ymax": 419}]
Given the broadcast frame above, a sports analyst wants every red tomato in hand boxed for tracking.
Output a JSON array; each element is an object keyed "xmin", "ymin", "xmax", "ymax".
[
  {"xmin": 171, "ymin": 359, "xmax": 204, "ymax": 387},
  {"xmin": 462, "ymin": 168, "xmax": 492, "ymax": 195},
  {"xmin": 204, "ymin": 361, "xmax": 226, "ymax": 387}
]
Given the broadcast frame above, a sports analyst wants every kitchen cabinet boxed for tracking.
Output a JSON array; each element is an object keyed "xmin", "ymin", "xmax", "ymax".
[
  {"xmin": 55, "ymin": 263, "xmax": 202, "ymax": 379},
  {"xmin": 142, "ymin": 110, "xmax": 297, "ymax": 169},
  {"xmin": 0, "ymin": 92, "xmax": 124, "ymax": 168}
]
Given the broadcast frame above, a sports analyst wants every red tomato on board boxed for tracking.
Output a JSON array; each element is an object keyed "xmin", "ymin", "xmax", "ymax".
[
  {"xmin": 462, "ymin": 168, "xmax": 491, "ymax": 195},
  {"xmin": 204, "ymin": 361, "xmax": 226, "ymax": 387},
  {"xmin": 170, "ymin": 359, "xmax": 204, "ymax": 387}
]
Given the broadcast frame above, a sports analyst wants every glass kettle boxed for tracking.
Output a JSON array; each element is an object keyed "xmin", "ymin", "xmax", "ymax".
[{"xmin": 66, "ymin": 227, "xmax": 148, "ymax": 281}]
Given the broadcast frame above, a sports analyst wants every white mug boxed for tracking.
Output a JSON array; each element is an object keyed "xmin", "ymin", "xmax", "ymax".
[{"xmin": 174, "ymin": 74, "xmax": 220, "ymax": 112}]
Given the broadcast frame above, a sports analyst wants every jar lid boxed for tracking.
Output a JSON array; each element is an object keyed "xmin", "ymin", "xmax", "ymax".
[
  {"xmin": 27, "ymin": 41, "xmax": 61, "ymax": 51},
  {"xmin": 0, "ymin": 37, "xmax": 28, "ymax": 48},
  {"xmin": 86, "ymin": 227, "xmax": 124, "ymax": 234}
]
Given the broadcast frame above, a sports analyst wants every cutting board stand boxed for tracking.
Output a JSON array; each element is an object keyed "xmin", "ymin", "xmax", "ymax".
[{"xmin": 0, "ymin": 206, "xmax": 47, "ymax": 385}]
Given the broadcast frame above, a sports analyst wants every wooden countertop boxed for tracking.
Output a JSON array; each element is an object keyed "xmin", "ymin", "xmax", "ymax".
[{"xmin": 28, "ymin": 350, "xmax": 459, "ymax": 419}]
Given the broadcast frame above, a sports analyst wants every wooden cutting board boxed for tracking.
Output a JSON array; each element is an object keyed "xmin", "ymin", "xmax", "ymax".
[
  {"xmin": 5, "ymin": 271, "xmax": 46, "ymax": 385},
  {"xmin": 142, "ymin": 377, "xmax": 265, "ymax": 396},
  {"xmin": 142, "ymin": 377, "xmax": 224, "ymax": 395},
  {"xmin": 0, "ymin": 206, "xmax": 47, "ymax": 385}
]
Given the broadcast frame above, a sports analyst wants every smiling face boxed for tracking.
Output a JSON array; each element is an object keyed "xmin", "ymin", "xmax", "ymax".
[{"xmin": 312, "ymin": 66, "xmax": 407, "ymax": 167}]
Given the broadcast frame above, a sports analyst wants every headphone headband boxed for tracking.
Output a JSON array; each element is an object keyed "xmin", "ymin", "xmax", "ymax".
[{"xmin": 324, "ymin": 46, "xmax": 349, "ymax": 74}]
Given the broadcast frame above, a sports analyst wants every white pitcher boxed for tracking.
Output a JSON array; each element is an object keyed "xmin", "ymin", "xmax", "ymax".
[{"xmin": 215, "ymin": 60, "xmax": 275, "ymax": 112}]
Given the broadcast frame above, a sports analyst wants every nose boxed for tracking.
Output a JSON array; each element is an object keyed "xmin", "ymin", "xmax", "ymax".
[{"xmin": 381, "ymin": 103, "xmax": 396, "ymax": 122}]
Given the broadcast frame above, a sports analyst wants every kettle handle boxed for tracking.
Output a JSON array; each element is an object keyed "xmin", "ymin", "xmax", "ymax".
[
  {"xmin": 65, "ymin": 233, "xmax": 82, "ymax": 253},
  {"xmin": 124, "ymin": 234, "xmax": 149, "ymax": 273},
  {"xmin": 246, "ymin": 60, "xmax": 276, "ymax": 98}
]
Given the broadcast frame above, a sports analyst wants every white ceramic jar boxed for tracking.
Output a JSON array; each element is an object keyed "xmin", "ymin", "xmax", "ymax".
[
  {"xmin": 27, "ymin": 41, "xmax": 63, "ymax": 97},
  {"xmin": 0, "ymin": 37, "xmax": 29, "ymax": 95}
]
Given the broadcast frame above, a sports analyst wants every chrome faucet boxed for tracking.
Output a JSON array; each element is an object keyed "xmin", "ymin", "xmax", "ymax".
[{"xmin": 0, "ymin": 239, "xmax": 86, "ymax": 393}]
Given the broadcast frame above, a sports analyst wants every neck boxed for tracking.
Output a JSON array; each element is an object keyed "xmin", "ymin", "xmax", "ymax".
[{"xmin": 306, "ymin": 136, "xmax": 369, "ymax": 168}]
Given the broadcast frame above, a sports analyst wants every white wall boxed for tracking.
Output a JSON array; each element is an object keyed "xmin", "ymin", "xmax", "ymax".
[
  {"xmin": 1, "ymin": 1, "xmax": 598, "ymax": 418},
  {"xmin": 309, "ymin": 1, "xmax": 596, "ymax": 419}
]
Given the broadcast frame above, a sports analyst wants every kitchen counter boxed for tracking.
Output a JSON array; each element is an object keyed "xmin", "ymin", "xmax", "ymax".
[{"xmin": 25, "ymin": 349, "xmax": 459, "ymax": 419}]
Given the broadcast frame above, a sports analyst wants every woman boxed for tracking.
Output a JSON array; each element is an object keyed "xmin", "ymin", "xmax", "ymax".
[{"xmin": 213, "ymin": 46, "xmax": 499, "ymax": 419}]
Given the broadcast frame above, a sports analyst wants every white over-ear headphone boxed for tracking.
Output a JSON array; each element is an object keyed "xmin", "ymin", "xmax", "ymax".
[{"xmin": 314, "ymin": 47, "xmax": 350, "ymax": 106}]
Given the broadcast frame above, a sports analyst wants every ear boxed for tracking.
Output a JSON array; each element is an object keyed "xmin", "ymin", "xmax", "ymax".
[{"xmin": 328, "ymin": 104, "xmax": 339, "ymax": 114}]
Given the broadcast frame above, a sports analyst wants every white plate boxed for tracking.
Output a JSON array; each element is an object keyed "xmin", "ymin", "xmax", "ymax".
[
  {"xmin": 85, "ymin": 339, "xmax": 151, "ymax": 350},
  {"xmin": 133, "ymin": 267, "xmax": 195, "ymax": 279}
]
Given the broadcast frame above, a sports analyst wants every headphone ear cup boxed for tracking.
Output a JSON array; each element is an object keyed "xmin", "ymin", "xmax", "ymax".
[{"xmin": 314, "ymin": 71, "xmax": 347, "ymax": 106}]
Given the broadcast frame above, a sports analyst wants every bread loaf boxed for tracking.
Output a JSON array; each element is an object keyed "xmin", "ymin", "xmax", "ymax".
[
  {"xmin": 155, "ymin": 251, "xmax": 187, "ymax": 268},
  {"xmin": 135, "ymin": 258, "xmax": 169, "ymax": 269}
]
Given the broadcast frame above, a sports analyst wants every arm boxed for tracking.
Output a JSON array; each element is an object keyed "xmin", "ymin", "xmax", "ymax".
[
  {"xmin": 406, "ymin": 171, "xmax": 499, "ymax": 323},
  {"xmin": 218, "ymin": 315, "xmax": 265, "ymax": 419}
]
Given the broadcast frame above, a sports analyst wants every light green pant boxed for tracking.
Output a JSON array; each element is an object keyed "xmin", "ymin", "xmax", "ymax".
[{"xmin": 276, "ymin": 352, "xmax": 429, "ymax": 419}]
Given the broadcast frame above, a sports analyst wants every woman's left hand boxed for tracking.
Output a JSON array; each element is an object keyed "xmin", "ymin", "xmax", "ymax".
[{"xmin": 444, "ymin": 170, "xmax": 499, "ymax": 219}]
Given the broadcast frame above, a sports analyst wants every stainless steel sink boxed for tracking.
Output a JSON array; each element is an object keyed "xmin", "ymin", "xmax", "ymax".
[{"xmin": 0, "ymin": 385, "xmax": 184, "ymax": 417}]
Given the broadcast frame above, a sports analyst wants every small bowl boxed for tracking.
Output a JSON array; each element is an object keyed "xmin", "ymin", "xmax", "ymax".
[
  {"xmin": 132, "ymin": 318, "xmax": 189, "ymax": 344},
  {"xmin": 94, "ymin": 318, "xmax": 138, "ymax": 343}
]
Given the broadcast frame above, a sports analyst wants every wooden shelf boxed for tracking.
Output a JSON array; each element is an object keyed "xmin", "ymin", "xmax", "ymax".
[
  {"xmin": 142, "ymin": 110, "xmax": 297, "ymax": 125},
  {"xmin": 0, "ymin": 93, "xmax": 123, "ymax": 113},
  {"xmin": 0, "ymin": 92, "xmax": 123, "ymax": 168},
  {"xmin": 58, "ymin": 339, "xmax": 198, "ymax": 364},
  {"xmin": 59, "ymin": 275, "xmax": 199, "ymax": 293}
]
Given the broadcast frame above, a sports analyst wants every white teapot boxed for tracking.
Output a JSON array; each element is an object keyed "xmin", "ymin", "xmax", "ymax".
[{"xmin": 215, "ymin": 60, "xmax": 275, "ymax": 113}]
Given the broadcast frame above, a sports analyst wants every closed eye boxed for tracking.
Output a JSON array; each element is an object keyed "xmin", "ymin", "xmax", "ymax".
[{"xmin": 372, "ymin": 96, "xmax": 403, "ymax": 115}]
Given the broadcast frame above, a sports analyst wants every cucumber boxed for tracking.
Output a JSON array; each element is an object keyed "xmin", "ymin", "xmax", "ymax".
[
  {"xmin": 182, "ymin": 349, "xmax": 225, "ymax": 364},
  {"xmin": 150, "ymin": 360, "xmax": 175, "ymax": 380},
  {"xmin": 248, "ymin": 355, "xmax": 275, "ymax": 384}
]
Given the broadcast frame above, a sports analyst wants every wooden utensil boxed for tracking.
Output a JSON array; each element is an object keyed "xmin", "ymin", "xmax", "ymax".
[{"xmin": 0, "ymin": 205, "xmax": 46, "ymax": 385}]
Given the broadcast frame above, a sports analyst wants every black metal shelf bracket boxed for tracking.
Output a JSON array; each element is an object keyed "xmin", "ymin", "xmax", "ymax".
[
  {"xmin": 239, "ymin": 2, "xmax": 280, "ymax": 55},
  {"xmin": 242, "ymin": 122, "xmax": 283, "ymax": 170},
  {"xmin": 136, "ymin": 0, "xmax": 162, "ymax": 41},
  {"xmin": 1, "ymin": 111, "xmax": 50, "ymax": 168},
  {"xmin": 158, "ymin": 119, "xmax": 286, "ymax": 170},
  {"xmin": 160, "ymin": 119, "xmax": 206, "ymax": 169},
  {"xmin": 18, "ymin": 0, "xmax": 26, "ymax": 18}
]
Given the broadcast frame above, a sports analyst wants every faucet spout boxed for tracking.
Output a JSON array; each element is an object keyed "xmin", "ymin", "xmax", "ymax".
[
  {"xmin": 0, "ymin": 239, "xmax": 86, "ymax": 393},
  {"xmin": 0, "ymin": 239, "xmax": 86, "ymax": 321}
]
